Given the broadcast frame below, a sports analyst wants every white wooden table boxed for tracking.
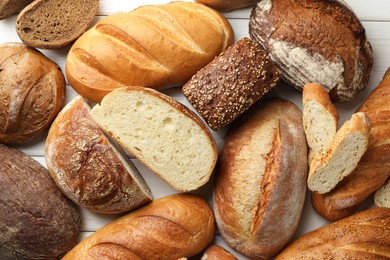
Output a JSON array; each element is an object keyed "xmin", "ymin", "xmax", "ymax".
[{"xmin": 1, "ymin": 0, "xmax": 389, "ymax": 258}]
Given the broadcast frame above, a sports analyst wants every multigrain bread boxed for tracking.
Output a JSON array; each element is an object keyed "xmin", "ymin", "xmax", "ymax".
[
  {"xmin": 0, "ymin": 0, "xmax": 32, "ymax": 19},
  {"xmin": 214, "ymin": 98, "xmax": 308, "ymax": 259},
  {"xmin": 307, "ymin": 112, "xmax": 370, "ymax": 194},
  {"xmin": 90, "ymin": 86, "xmax": 217, "ymax": 192},
  {"xmin": 375, "ymin": 178, "xmax": 390, "ymax": 208},
  {"xmin": 201, "ymin": 245, "xmax": 238, "ymax": 260},
  {"xmin": 312, "ymin": 68, "xmax": 390, "ymax": 220},
  {"xmin": 275, "ymin": 207, "xmax": 390, "ymax": 259},
  {"xmin": 0, "ymin": 42, "xmax": 65, "ymax": 144},
  {"xmin": 16, "ymin": 0, "xmax": 99, "ymax": 49},
  {"xmin": 302, "ymin": 83, "xmax": 339, "ymax": 163},
  {"xmin": 195, "ymin": 0, "xmax": 257, "ymax": 12},
  {"xmin": 45, "ymin": 96, "xmax": 153, "ymax": 214},
  {"xmin": 183, "ymin": 37, "xmax": 280, "ymax": 131},
  {"xmin": 249, "ymin": 0, "xmax": 373, "ymax": 102},
  {"xmin": 66, "ymin": 1, "xmax": 234, "ymax": 103},
  {"xmin": 63, "ymin": 193, "xmax": 215, "ymax": 259},
  {"xmin": 0, "ymin": 143, "xmax": 81, "ymax": 259}
]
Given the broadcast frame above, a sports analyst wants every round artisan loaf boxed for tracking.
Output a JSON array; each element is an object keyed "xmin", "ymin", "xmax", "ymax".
[
  {"xmin": 249, "ymin": 0, "xmax": 373, "ymax": 102},
  {"xmin": 63, "ymin": 193, "xmax": 215, "ymax": 259},
  {"xmin": 45, "ymin": 96, "xmax": 153, "ymax": 214},
  {"xmin": 66, "ymin": 1, "xmax": 234, "ymax": 102},
  {"xmin": 0, "ymin": 42, "xmax": 65, "ymax": 144},
  {"xmin": 0, "ymin": 143, "xmax": 81, "ymax": 259}
]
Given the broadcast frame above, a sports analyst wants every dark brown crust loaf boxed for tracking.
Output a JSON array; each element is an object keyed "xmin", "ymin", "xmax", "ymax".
[
  {"xmin": 312, "ymin": 69, "xmax": 390, "ymax": 221},
  {"xmin": 214, "ymin": 98, "xmax": 308, "ymax": 259},
  {"xmin": 249, "ymin": 0, "xmax": 373, "ymax": 102},
  {"xmin": 45, "ymin": 95, "xmax": 153, "ymax": 214},
  {"xmin": 276, "ymin": 208, "xmax": 390, "ymax": 259},
  {"xmin": 0, "ymin": 0, "xmax": 32, "ymax": 19},
  {"xmin": 183, "ymin": 37, "xmax": 280, "ymax": 130},
  {"xmin": 0, "ymin": 143, "xmax": 81, "ymax": 259},
  {"xmin": 0, "ymin": 42, "xmax": 65, "ymax": 144}
]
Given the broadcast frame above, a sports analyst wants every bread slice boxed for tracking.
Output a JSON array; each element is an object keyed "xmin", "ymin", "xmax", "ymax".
[
  {"xmin": 16, "ymin": 0, "xmax": 99, "ymax": 49},
  {"xmin": 375, "ymin": 178, "xmax": 390, "ymax": 208},
  {"xmin": 302, "ymin": 83, "xmax": 339, "ymax": 162},
  {"xmin": 90, "ymin": 86, "xmax": 218, "ymax": 192},
  {"xmin": 0, "ymin": 0, "xmax": 32, "ymax": 19},
  {"xmin": 308, "ymin": 112, "xmax": 371, "ymax": 194}
]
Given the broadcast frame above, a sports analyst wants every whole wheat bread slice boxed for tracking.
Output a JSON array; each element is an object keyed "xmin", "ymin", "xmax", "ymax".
[
  {"xmin": 308, "ymin": 112, "xmax": 371, "ymax": 194},
  {"xmin": 16, "ymin": 0, "xmax": 99, "ymax": 49},
  {"xmin": 303, "ymin": 83, "xmax": 339, "ymax": 163},
  {"xmin": 375, "ymin": 178, "xmax": 390, "ymax": 208},
  {"xmin": 0, "ymin": 0, "xmax": 32, "ymax": 20}
]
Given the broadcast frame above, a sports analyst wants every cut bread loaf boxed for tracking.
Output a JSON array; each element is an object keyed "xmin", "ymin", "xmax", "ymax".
[
  {"xmin": 308, "ymin": 112, "xmax": 370, "ymax": 194},
  {"xmin": 45, "ymin": 96, "xmax": 153, "ymax": 214},
  {"xmin": 16, "ymin": 0, "xmax": 99, "ymax": 49},
  {"xmin": 90, "ymin": 86, "xmax": 217, "ymax": 192},
  {"xmin": 0, "ymin": 0, "xmax": 32, "ymax": 19},
  {"xmin": 375, "ymin": 178, "xmax": 390, "ymax": 208},
  {"xmin": 303, "ymin": 83, "xmax": 339, "ymax": 163}
]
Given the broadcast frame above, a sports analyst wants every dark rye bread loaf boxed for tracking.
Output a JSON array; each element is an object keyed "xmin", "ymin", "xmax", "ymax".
[
  {"xmin": 0, "ymin": 0, "xmax": 32, "ymax": 19},
  {"xmin": 249, "ymin": 0, "xmax": 373, "ymax": 102},
  {"xmin": 0, "ymin": 143, "xmax": 81, "ymax": 259},
  {"xmin": 183, "ymin": 37, "xmax": 280, "ymax": 131},
  {"xmin": 16, "ymin": 0, "xmax": 99, "ymax": 49}
]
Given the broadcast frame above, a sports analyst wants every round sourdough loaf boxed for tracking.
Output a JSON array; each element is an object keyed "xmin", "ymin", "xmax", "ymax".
[
  {"xmin": 0, "ymin": 42, "xmax": 65, "ymax": 144},
  {"xmin": 45, "ymin": 96, "xmax": 153, "ymax": 214},
  {"xmin": 0, "ymin": 143, "xmax": 81, "ymax": 259},
  {"xmin": 66, "ymin": 1, "xmax": 234, "ymax": 103},
  {"xmin": 249, "ymin": 0, "xmax": 373, "ymax": 102}
]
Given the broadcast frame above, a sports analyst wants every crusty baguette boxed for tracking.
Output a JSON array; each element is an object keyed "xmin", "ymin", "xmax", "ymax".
[
  {"xmin": 375, "ymin": 178, "xmax": 390, "ymax": 208},
  {"xmin": 276, "ymin": 207, "xmax": 390, "ymax": 259},
  {"xmin": 45, "ymin": 96, "xmax": 153, "ymax": 214},
  {"xmin": 63, "ymin": 193, "xmax": 215, "ymax": 259},
  {"xmin": 183, "ymin": 37, "xmax": 280, "ymax": 131},
  {"xmin": 307, "ymin": 112, "xmax": 370, "ymax": 194},
  {"xmin": 195, "ymin": 0, "xmax": 257, "ymax": 12},
  {"xmin": 302, "ymin": 83, "xmax": 339, "ymax": 163},
  {"xmin": 90, "ymin": 86, "xmax": 217, "ymax": 192},
  {"xmin": 16, "ymin": 0, "xmax": 99, "ymax": 49},
  {"xmin": 0, "ymin": 0, "xmax": 32, "ymax": 19},
  {"xmin": 214, "ymin": 98, "xmax": 308, "ymax": 259},
  {"xmin": 66, "ymin": 1, "xmax": 234, "ymax": 102},
  {"xmin": 201, "ymin": 245, "xmax": 238, "ymax": 260},
  {"xmin": 312, "ymin": 69, "xmax": 390, "ymax": 220}
]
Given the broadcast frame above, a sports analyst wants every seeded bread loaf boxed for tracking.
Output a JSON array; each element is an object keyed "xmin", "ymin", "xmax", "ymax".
[
  {"xmin": 0, "ymin": 143, "xmax": 81, "ymax": 259},
  {"xmin": 302, "ymin": 83, "xmax": 339, "ymax": 163},
  {"xmin": 183, "ymin": 37, "xmax": 280, "ymax": 131},
  {"xmin": 0, "ymin": 42, "xmax": 65, "ymax": 144},
  {"xmin": 63, "ymin": 193, "xmax": 215, "ymax": 259},
  {"xmin": 249, "ymin": 0, "xmax": 373, "ymax": 102},
  {"xmin": 16, "ymin": 0, "xmax": 99, "ymax": 49},
  {"xmin": 195, "ymin": 0, "xmax": 257, "ymax": 12},
  {"xmin": 214, "ymin": 98, "xmax": 308, "ymax": 259},
  {"xmin": 90, "ymin": 86, "xmax": 217, "ymax": 192},
  {"xmin": 66, "ymin": 1, "xmax": 234, "ymax": 102},
  {"xmin": 308, "ymin": 112, "xmax": 370, "ymax": 194},
  {"xmin": 0, "ymin": 0, "xmax": 32, "ymax": 19},
  {"xmin": 276, "ymin": 207, "xmax": 390, "ymax": 259},
  {"xmin": 375, "ymin": 178, "xmax": 390, "ymax": 208},
  {"xmin": 45, "ymin": 96, "xmax": 153, "ymax": 214},
  {"xmin": 201, "ymin": 245, "xmax": 238, "ymax": 260}
]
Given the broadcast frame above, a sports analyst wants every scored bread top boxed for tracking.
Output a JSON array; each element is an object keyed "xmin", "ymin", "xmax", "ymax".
[{"xmin": 90, "ymin": 86, "xmax": 218, "ymax": 192}]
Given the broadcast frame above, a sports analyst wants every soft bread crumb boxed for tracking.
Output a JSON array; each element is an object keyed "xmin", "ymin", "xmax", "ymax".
[{"xmin": 374, "ymin": 178, "xmax": 390, "ymax": 208}]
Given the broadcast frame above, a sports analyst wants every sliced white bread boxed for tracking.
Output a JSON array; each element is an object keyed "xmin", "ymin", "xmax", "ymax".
[
  {"xmin": 90, "ymin": 86, "xmax": 218, "ymax": 192},
  {"xmin": 308, "ymin": 112, "xmax": 371, "ymax": 194},
  {"xmin": 303, "ymin": 83, "xmax": 339, "ymax": 163},
  {"xmin": 374, "ymin": 178, "xmax": 390, "ymax": 208}
]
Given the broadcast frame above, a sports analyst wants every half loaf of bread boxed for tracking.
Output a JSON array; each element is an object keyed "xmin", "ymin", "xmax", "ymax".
[
  {"xmin": 90, "ymin": 86, "xmax": 217, "ymax": 192},
  {"xmin": 307, "ymin": 112, "xmax": 370, "ymax": 194},
  {"xmin": 46, "ymin": 95, "xmax": 153, "ymax": 214},
  {"xmin": 66, "ymin": 1, "xmax": 234, "ymax": 102}
]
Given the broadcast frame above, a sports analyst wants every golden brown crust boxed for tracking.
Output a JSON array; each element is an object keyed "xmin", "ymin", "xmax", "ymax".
[
  {"xmin": 303, "ymin": 83, "xmax": 339, "ymax": 121},
  {"xmin": 276, "ymin": 208, "xmax": 390, "ymax": 259},
  {"xmin": 214, "ymin": 98, "xmax": 308, "ymax": 259},
  {"xmin": 0, "ymin": 42, "xmax": 65, "ymax": 144},
  {"xmin": 201, "ymin": 245, "xmax": 238, "ymax": 260},
  {"xmin": 66, "ymin": 1, "xmax": 234, "ymax": 102},
  {"xmin": 63, "ymin": 193, "xmax": 215, "ymax": 259},
  {"xmin": 195, "ymin": 0, "xmax": 257, "ymax": 12}
]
